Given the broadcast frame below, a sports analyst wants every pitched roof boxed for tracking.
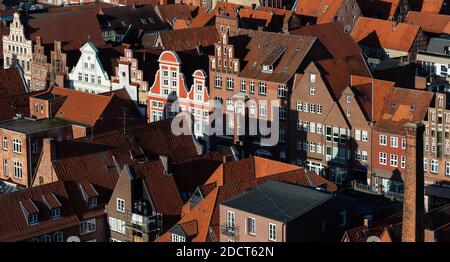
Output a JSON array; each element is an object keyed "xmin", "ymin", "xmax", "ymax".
[
  {"xmin": 222, "ymin": 180, "xmax": 333, "ymax": 222},
  {"xmin": 22, "ymin": 10, "xmax": 104, "ymax": 46},
  {"xmin": 356, "ymin": 0, "xmax": 401, "ymax": 20},
  {"xmin": 290, "ymin": 22, "xmax": 362, "ymax": 58},
  {"xmin": 315, "ymin": 55, "xmax": 372, "ymax": 100},
  {"xmin": 156, "ymin": 188, "xmax": 218, "ymax": 242},
  {"xmin": 0, "ymin": 91, "xmax": 45, "ymax": 122},
  {"xmin": 37, "ymin": 87, "xmax": 113, "ymax": 126},
  {"xmin": 189, "ymin": 7, "xmax": 216, "ymax": 28},
  {"xmin": 236, "ymin": 29, "xmax": 317, "ymax": 83},
  {"xmin": 351, "ymin": 17, "xmax": 421, "ymax": 52},
  {"xmin": 374, "ymin": 87, "xmax": 433, "ymax": 133},
  {"xmin": 205, "ymin": 156, "xmax": 300, "ymax": 187},
  {"xmin": 350, "ymin": 75, "xmax": 395, "ymax": 121},
  {"xmin": 155, "ymin": 4, "xmax": 194, "ymax": 25},
  {"xmin": 0, "ymin": 182, "xmax": 79, "ymax": 242},
  {"xmin": 409, "ymin": 0, "xmax": 445, "ymax": 13},
  {"xmin": 157, "ymin": 26, "xmax": 219, "ymax": 52},
  {"xmin": 294, "ymin": 0, "xmax": 346, "ymax": 24},
  {"xmin": 129, "ymin": 160, "xmax": 182, "ymax": 216},
  {"xmin": 0, "ymin": 68, "xmax": 27, "ymax": 97},
  {"xmin": 97, "ymin": 5, "xmax": 166, "ymax": 32},
  {"xmin": 343, "ymin": 212, "xmax": 402, "ymax": 242},
  {"xmin": 157, "ymin": 156, "xmax": 337, "ymax": 242},
  {"xmin": 238, "ymin": 8, "xmax": 274, "ymax": 28},
  {"xmin": 405, "ymin": 11, "xmax": 450, "ymax": 34}
]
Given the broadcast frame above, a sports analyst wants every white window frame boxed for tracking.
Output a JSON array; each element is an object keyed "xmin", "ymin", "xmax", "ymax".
[
  {"xmin": 116, "ymin": 198, "xmax": 125, "ymax": 213},
  {"xmin": 268, "ymin": 223, "xmax": 276, "ymax": 241}
]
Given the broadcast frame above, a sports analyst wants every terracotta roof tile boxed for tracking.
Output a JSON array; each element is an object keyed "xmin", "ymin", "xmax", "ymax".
[
  {"xmin": 0, "ymin": 182, "xmax": 79, "ymax": 242},
  {"xmin": 373, "ymin": 87, "xmax": 433, "ymax": 133},
  {"xmin": 155, "ymin": 4, "xmax": 194, "ymax": 25},
  {"xmin": 405, "ymin": 11, "xmax": 450, "ymax": 34},
  {"xmin": 189, "ymin": 7, "xmax": 216, "ymax": 28},
  {"xmin": 39, "ymin": 87, "xmax": 113, "ymax": 126},
  {"xmin": 343, "ymin": 212, "xmax": 402, "ymax": 242},
  {"xmin": 0, "ymin": 91, "xmax": 45, "ymax": 122},
  {"xmin": 290, "ymin": 22, "xmax": 362, "ymax": 58},
  {"xmin": 158, "ymin": 26, "xmax": 219, "ymax": 52},
  {"xmin": 315, "ymin": 55, "xmax": 371, "ymax": 100},
  {"xmin": 22, "ymin": 10, "xmax": 104, "ymax": 46},
  {"xmin": 236, "ymin": 29, "xmax": 317, "ymax": 83},
  {"xmin": 130, "ymin": 161, "xmax": 182, "ymax": 216},
  {"xmin": 294, "ymin": 0, "xmax": 345, "ymax": 24},
  {"xmin": 351, "ymin": 17, "xmax": 421, "ymax": 52},
  {"xmin": 0, "ymin": 68, "xmax": 27, "ymax": 97},
  {"xmin": 157, "ymin": 157, "xmax": 337, "ymax": 242}
]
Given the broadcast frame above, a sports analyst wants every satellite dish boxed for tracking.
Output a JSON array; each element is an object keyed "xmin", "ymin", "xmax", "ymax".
[{"xmin": 67, "ymin": 236, "xmax": 81, "ymax": 242}]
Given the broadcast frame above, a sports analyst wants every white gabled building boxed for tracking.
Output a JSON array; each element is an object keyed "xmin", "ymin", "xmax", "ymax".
[
  {"xmin": 2, "ymin": 13, "xmax": 33, "ymax": 88},
  {"xmin": 68, "ymin": 42, "xmax": 112, "ymax": 94}
]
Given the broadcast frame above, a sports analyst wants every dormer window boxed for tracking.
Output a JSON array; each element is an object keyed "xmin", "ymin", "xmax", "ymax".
[
  {"xmin": 88, "ymin": 197, "xmax": 97, "ymax": 208},
  {"xmin": 79, "ymin": 183, "xmax": 99, "ymax": 209},
  {"xmin": 262, "ymin": 65, "xmax": 273, "ymax": 73},
  {"xmin": 28, "ymin": 213, "xmax": 38, "ymax": 225},
  {"xmin": 51, "ymin": 208, "xmax": 60, "ymax": 219}
]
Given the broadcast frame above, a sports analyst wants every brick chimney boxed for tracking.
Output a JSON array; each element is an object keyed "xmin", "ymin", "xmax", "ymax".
[{"xmin": 401, "ymin": 122, "xmax": 425, "ymax": 242}]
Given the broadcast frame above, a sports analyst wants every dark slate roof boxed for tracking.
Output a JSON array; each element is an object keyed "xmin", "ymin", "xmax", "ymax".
[
  {"xmin": 0, "ymin": 118, "xmax": 72, "ymax": 135},
  {"xmin": 426, "ymin": 35, "xmax": 450, "ymax": 54},
  {"xmin": 222, "ymin": 180, "xmax": 333, "ymax": 222},
  {"xmin": 97, "ymin": 5, "xmax": 166, "ymax": 33}
]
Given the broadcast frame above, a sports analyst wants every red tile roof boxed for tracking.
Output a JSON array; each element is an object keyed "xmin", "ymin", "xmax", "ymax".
[
  {"xmin": 405, "ymin": 11, "xmax": 450, "ymax": 34},
  {"xmin": 236, "ymin": 29, "xmax": 317, "ymax": 83},
  {"xmin": 0, "ymin": 181, "xmax": 79, "ymax": 242},
  {"xmin": 22, "ymin": 10, "xmax": 105, "ymax": 46},
  {"xmin": 39, "ymin": 87, "xmax": 113, "ymax": 126},
  {"xmin": 0, "ymin": 91, "xmax": 45, "ymax": 122},
  {"xmin": 130, "ymin": 160, "xmax": 182, "ymax": 216},
  {"xmin": 0, "ymin": 68, "xmax": 27, "ymax": 97},
  {"xmin": 315, "ymin": 55, "xmax": 372, "ymax": 100},
  {"xmin": 373, "ymin": 87, "xmax": 433, "ymax": 134},
  {"xmin": 409, "ymin": 0, "xmax": 446, "ymax": 13},
  {"xmin": 351, "ymin": 17, "xmax": 421, "ymax": 52},
  {"xmin": 342, "ymin": 212, "xmax": 402, "ymax": 242},
  {"xmin": 157, "ymin": 26, "xmax": 219, "ymax": 51},
  {"xmin": 157, "ymin": 157, "xmax": 337, "ymax": 242},
  {"xmin": 294, "ymin": 0, "xmax": 346, "ymax": 24},
  {"xmin": 290, "ymin": 22, "xmax": 362, "ymax": 58}
]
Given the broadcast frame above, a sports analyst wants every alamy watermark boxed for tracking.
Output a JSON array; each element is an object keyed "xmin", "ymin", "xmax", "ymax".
[{"xmin": 168, "ymin": 98, "xmax": 281, "ymax": 146}]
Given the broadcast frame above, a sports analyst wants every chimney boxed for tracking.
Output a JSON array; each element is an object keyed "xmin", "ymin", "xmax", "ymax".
[
  {"xmin": 401, "ymin": 122, "xmax": 425, "ymax": 242},
  {"xmin": 43, "ymin": 138, "xmax": 56, "ymax": 162},
  {"xmin": 363, "ymin": 215, "xmax": 373, "ymax": 228}
]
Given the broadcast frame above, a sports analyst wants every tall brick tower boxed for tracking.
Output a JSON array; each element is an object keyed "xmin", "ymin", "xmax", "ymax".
[{"xmin": 401, "ymin": 122, "xmax": 425, "ymax": 242}]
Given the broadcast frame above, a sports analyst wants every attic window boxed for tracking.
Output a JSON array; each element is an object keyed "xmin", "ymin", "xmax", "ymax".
[
  {"xmin": 262, "ymin": 65, "xmax": 273, "ymax": 73},
  {"xmin": 141, "ymin": 18, "xmax": 148, "ymax": 24},
  {"xmin": 51, "ymin": 208, "xmax": 61, "ymax": 219},
  {"xmin": 171, "ymin": 233, "xmax": 186, "ymax": 242},
  {"xmin": 322, "ymin": 5, "xmax": 329, "ymax": 13},
  {"xmin": 28, "ymin": 213, "xmax": 38, "ymax": 225},
  {"xmin": 409, "ymin": 105, "xmax": 415, "ymax": 111}
]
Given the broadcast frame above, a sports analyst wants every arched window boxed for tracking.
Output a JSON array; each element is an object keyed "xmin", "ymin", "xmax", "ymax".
[
  {"xmin": 53, "ymin": 232, "xmax": 63, "ymax": 242},
  {"xmin": 38, "ymin": 176, "xmax": 44, "ymax": 185},
  {"xmin": 41, "ymin": 235, "xmax": 51, "ymax": 242},
  {"xmin": 29, "ymin": 238, "xmax": 39, "ymax": 243}
]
